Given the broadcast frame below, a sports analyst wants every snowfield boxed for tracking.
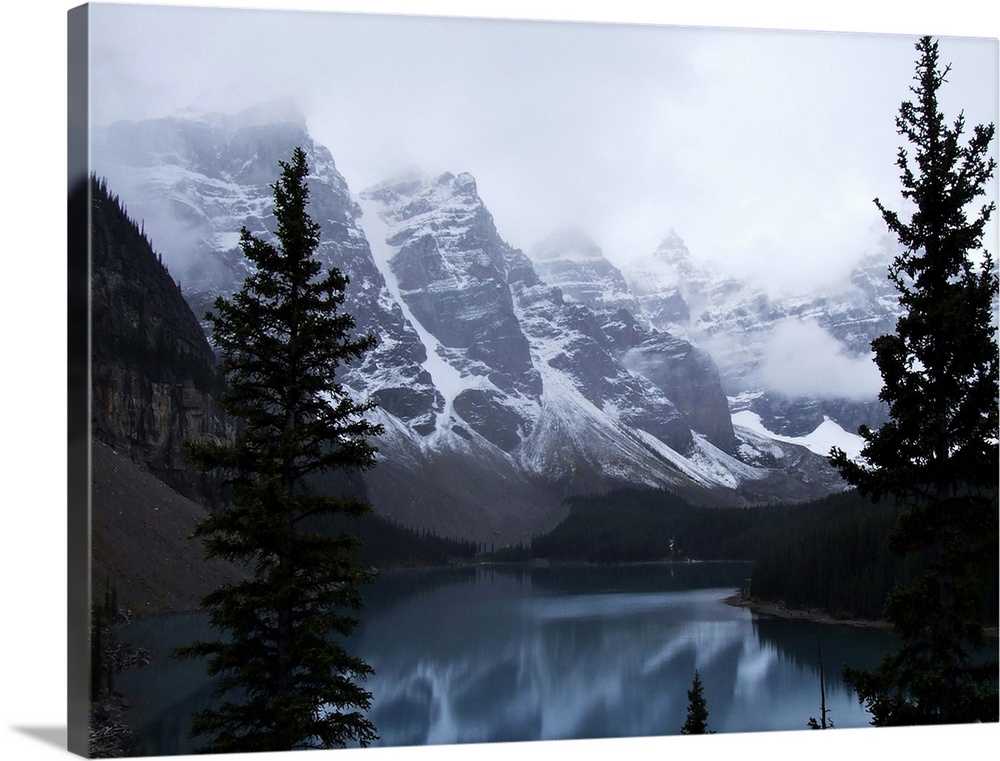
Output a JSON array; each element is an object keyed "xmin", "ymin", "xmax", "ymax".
[{"xmin": 732, "ymin": 410, "xmax": 866, "ymax": 461}]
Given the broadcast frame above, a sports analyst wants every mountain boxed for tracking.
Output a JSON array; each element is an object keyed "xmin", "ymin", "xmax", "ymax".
[
  {"xmin": 93, "ymin": 107, "xmax": 442, "ymax": 436},
  {"xmin": 524, "ymin": 229, "xmax": 735, "ymax": 452},
  {"xmin": 90, "ymin": 175, "xmax": 232, "ymax": 506},
  {"xmin": 88, "ymin": 175, "xmax": 249, "ymax": 611},
  {"xmin": 621, "ymin": 231, "xmax": 899, "ymax": 436},
  {"xmin": 530, "ymin": 228, "xmax": 643, "ymax": 320},
  {"xmin": 92, "ymin": 109, "xmax": 851, "ymax": 543},
  {"xmin": 86, "ymin": 175, "xmax": 472, "ymax": 614}
]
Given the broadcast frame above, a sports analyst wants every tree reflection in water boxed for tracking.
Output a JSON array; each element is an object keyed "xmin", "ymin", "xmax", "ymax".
[{"xmin": 117, "ymin": 563, "xmax": 894, "ymax": 755}]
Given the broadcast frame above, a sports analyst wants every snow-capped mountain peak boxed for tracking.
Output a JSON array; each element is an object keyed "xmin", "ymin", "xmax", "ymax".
[{"xmin": 91, "ymin": 110, "xmax": 861, "ymax": 543}]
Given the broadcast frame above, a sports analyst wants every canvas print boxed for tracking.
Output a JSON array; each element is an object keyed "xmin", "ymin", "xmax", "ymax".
[{"xmin": 67, "ymin": 2, "xmax": 999, "ymax": 758}]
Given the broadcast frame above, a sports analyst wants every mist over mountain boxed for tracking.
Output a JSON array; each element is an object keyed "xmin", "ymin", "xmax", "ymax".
[
  {"xmin": 90, "ymin": 108, "xmax": 889, "ymax": 542},
  {"xmin": 620, "ymin": 230, "xmax": 898, "ymax": 436}
]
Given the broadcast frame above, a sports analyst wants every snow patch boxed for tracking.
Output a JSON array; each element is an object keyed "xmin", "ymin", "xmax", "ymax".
[
  {"xmin": 357, "ymin": 193, "xmax": 501, "ymax": 437},
  {"xmin": 631, "ymin": 429, "xmax": 768, "ymax": 490},
  {"xmin": 732, "ymin": 410, "xmax": 865, "ymax": 461}
]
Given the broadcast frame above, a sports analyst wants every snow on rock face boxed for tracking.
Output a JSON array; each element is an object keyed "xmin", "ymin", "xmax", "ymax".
[
  {"xmin": 529, "ymin": 229, "xmax": 642, "ymax": 317},
  {"xmin": 359, "ymin": 173, "xmax": 692, "ymax": 458},
  {"xmin": 92, "ymin": 109, "xmax": 856, "ymax": 542},
  {"xmin": 733, "ymin": 410, "xmax": 866, "ymax": 462},
  {"xmin": 622, "ymin": 231, "xmax": 711, "ymax": 329},
  {"xmin": 361, "ymin": 173, "xmax": 541, "ymax": 398},
  {"xmin": 358, "ymin": 171, "xmax": 770, "ymax": 500},
  {"xmin": 623, "ymin": 333, "xmax": 735, "ymax": 453},
  {"xmin": 522, "ymin": 231, "xmax": 735, "ymax": 454},
  {"xmin": 92, "ymin": 109, "xmax": 440, "ymax": 433},
  {"xmin": 510, "ymin": 276, "xmax": 692, "ymax": 453},
  {"xmin": 622, "ymin": 229, "xmax": 898, "ymax": 437}
]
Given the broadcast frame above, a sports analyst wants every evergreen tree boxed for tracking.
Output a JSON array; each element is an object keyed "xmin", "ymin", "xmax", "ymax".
[
  {"xmin": 680, "ymin": 669, "xmax": 712, "ymax": 734},
  {"xmin": 177, "ymin": 147, "xmax": 383, "ymax": 751},
  {"xmin": 830, "ymin": 36, "xmax": 998, "ymax": 726}
]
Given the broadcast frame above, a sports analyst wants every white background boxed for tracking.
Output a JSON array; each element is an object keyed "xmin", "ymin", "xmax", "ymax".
[{"xmin": 2, "ymin": 2, "xmax": 998, "ymax": 761}]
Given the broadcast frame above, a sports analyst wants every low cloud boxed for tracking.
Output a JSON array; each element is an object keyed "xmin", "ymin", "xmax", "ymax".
[{"xmin": 755, "ymin": 318, "xmax": 882, "ymax": 400}]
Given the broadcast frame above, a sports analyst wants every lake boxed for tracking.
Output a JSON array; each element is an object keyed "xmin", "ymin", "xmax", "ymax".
[{"xmin": 117, "ymin": 562, "xmax": 896, "ymax": 755}]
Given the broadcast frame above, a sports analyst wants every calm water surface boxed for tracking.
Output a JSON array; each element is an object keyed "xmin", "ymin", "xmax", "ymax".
[{"xmin": 118, "ymin": 562, "xmax": 895, "ymax": 754}]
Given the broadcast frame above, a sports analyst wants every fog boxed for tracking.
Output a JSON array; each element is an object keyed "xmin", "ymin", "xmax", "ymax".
[
  {"xmin": 87, "ymin": 2, "xmax": 999, "ymax": 296},
  {"xmin": 755, "ymin": 319, "xmax": 884, "ymax": 399}
]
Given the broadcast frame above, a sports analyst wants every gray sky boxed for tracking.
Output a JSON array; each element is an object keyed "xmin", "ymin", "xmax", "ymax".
[{"xmin": 88, "ymin": 1, "xmax": 999, "ymax": 294}]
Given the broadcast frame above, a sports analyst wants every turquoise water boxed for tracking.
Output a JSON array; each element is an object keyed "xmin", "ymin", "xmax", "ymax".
[{"xmin": 117, "ymin": 562, "xmax": 895, "ymax": 754}]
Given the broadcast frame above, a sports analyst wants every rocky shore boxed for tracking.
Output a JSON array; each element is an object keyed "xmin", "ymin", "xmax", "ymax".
[
  {"xmin": 724, "ymin": 594, "xmax": 893, "ymax": 630},
  {"xmin": 88, "ymin": 616, "xmax": 152, "ymax": 758},
  {"xmin": 725, "ymin": 595, "xmax": 998, "ymax": 639}
]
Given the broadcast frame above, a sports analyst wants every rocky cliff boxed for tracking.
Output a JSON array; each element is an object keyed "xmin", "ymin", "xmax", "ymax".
[
  {"xmin": 525, "ymin": 228, "xmax": 735, "ymax": 452},
  {"xmin": 622, "ymin": 231, "xmax": 898, "ymax": 436},
  {"xmin": 91, "ymin": 111, "xmax": 851, "ymax": 543},
  {"xmin": 90, "ymin": 175, "xmax": 230, "ymax": 505}
]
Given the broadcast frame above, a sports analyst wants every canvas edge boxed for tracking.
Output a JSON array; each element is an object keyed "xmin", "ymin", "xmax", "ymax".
[{"xmin": 67, "ymin": 3, "xmax": 92, "ymax": 757}]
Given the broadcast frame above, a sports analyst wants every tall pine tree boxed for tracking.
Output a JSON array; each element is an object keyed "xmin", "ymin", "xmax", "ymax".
[
  {"xmin": 178, "ymin": 147, "xmax": 383, "ymax": 751},
  {"xmin": 830, "ymin": 36, "xmax": 998, "ymax": 726}
]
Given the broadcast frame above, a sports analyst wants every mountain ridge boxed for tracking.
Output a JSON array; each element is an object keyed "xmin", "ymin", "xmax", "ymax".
[{"xmin": 91, "ymin": 110, "xmax": 873, "ymax": 543}]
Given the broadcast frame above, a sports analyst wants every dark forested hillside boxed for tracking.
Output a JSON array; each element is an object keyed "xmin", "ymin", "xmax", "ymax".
[
  {"xmin": 751, "ymin": 491, "xmax": 999, "ymax": 622},
  {"xmin": 530, "ymin": 487, "xmax": 998, "ymax": 623},
  {"xmin": 530, "ymin": 489, "xmax": 779, "ymax": 562},
  {"xmin": 304, "ymin": 512, "xmax": 479, "ymax": 568},
  {"xmin": 748, "ymin": 492, "xmax": 908, "ymax": 620},
  {"xmin": 530, "ymin": 489, "xmax": 894, "ymax": 563},
  {"xmin": 90, "ymin": 174, "xmax": 231, "ymax": 505}
]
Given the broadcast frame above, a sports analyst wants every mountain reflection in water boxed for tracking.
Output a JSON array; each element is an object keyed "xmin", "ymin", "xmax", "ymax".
[
  {"xmin": 353, "ymin": 564, "xmax": 892, "ymax": 746},
  {"xmin": 117, "ymin": 563, "xmax": 895, "ymax": 755}
]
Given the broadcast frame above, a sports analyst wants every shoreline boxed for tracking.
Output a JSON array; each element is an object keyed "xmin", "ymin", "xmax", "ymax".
[
  {"xmin": 724, "ymin": 595, "xmax": 999, "ymax": 638},
  {"xmin": 723, "ymin": 594, "xmax": 893, "ymax": 630}
]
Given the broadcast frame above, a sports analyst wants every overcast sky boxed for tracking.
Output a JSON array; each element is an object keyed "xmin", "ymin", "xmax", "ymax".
[{"xmin": 88, "ymin": 2, "xmax": 998, "ymax": 295}]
